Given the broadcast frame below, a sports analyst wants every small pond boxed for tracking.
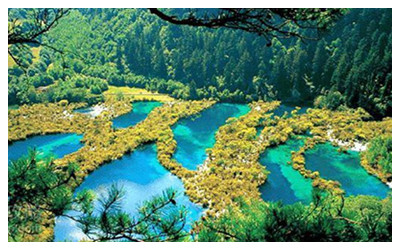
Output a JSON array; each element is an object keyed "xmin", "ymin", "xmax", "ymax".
[
  {"xmin": 8, "ymin": 133, "xmax": 84, "ymax": 163},
  {"xmin": 112, "ymin": 101, "xmax": 162, "ymax": 128}
]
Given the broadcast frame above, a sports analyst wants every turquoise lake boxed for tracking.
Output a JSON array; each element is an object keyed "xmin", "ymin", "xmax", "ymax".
[
  {"xmin": 8, "ymin": 133, "xmax": 84, "ymax": 163},
  {"xmin": 305, "ymin": 143, "xmax": 390, "ymax": 198},
  {"xmin": 172, "ymin": 103, "xmax": 250, "ymax": 170},
  {"xmin": 54, "ymin": 144, "xmax": 203, "ymax": 242},
  {"xmin": 112, "ymin": 101, "xmax": 162, "ymax": 128},
  {"xmin": 7, "ymin": 102, "xmax": 390, "ymax": 241},
  {"xmin": 259, "ymin": 139, "xmax": 313, "ymax": 204}
]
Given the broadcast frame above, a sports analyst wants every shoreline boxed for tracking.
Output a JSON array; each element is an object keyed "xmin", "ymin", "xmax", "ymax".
[
  {"xmin": 327, "ymin": 129, "xmax": 368, "ymax": 152},
  {"xmin": 327, "ymin": 129, "xmax": 392, "ymax": 189}
]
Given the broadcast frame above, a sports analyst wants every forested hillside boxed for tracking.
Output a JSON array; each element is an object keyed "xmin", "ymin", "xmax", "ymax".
[{"xmin": 8, "ymin": 8, "xmax": 392, "ymax": 118}]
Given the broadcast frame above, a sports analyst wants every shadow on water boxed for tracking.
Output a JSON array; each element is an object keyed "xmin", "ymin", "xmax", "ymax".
[
  {"xmin": 259, "ymin": 138, "xmax": 390, "ymax": 205},
  {"xmin": 258, "ymin": 104, "xmax": 313, "ymax": 205},
  {"xmin": 305, "ymin": 143, "xmax": 390, "ymax": 198},
  {"xmin": 259, "ymin": 139, "xmax": 313, "ymax": 204}
]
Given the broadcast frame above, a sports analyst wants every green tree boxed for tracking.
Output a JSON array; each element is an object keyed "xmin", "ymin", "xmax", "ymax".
[
  {"xmin": 66, "ymin": 186, "xmax": 188, "ymax": 242},
  {"xmin": 8, "ymin": 152, "xmax": 191, "ymax": 242},
  {"xmin": 198, "ymin": 192, "xmax": 391, "ymax": 242},
  {"xmin": 8, "ymin": 150, "xmax": 78, "ymax": 241}
]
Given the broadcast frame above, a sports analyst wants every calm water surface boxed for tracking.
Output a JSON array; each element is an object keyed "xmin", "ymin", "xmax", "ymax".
[
  {"xmin": 112, "ymin": 101, "xmax": 161, "ymax": 128},
  {"xmin": 259, "ymin": 137, "xmax": 389, "ymax": 204},
  {"xmin": 9, "ymin": 102, "xmax": 389, "ymax": 242},
  {"xmin": 305, "ymin": 143, "xmax": 390, "ymax": 198},
  {"xmin": 8, "ymin": 133, "xmax": 83, "ymax": 162},
  {"xmin": 259, "ymin": 139, "xmax": 313, "ymax": 204},
  {"xmin": 54, "ymin": 144, "xmax": 203, "ymax": 242},
  {"xmin": 172, "ymin": 103, "xmax": 250, "ymax": 170}
]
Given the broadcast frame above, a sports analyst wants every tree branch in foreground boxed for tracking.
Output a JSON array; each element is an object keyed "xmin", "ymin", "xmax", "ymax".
[{"xmin": 149, "ymin": 8, "xmax": 346, "ymax": 45}]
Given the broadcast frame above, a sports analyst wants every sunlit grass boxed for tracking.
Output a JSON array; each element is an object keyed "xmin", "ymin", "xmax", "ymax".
[
  {"xmin": 8, "ymin": 46, "xmax": 41, "ymax": 68},
  {"xmin": 31, "ymin": 47, "xmax": 41, "ymax": 64},
  {"xmin": 104, "ymin": 86, "xmax": 175, "ymax": 103},
  {"xmin": 8, "ymin": 54, "xmax": 16, "ymax": 67}
]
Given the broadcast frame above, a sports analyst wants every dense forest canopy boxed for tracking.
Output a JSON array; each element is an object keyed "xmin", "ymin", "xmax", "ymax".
[{"xmin": 8, "ymin": 8, "xmax": 391, "ymax": 119}]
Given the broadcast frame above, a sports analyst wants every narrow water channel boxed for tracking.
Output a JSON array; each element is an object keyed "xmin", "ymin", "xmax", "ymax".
[{"xmin": 172, "ymin": 103, "xmax": 250, "ymax": 170}]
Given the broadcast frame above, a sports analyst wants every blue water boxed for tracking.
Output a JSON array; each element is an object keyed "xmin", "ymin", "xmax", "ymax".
[
  {"xmin": 8, "ymin": 133, "xmax": 84, "ymax": 163},
  {"xmin": 172, "ymin": 103, "xmax": 251, "ymax": 170},
  {"xmin": 112, "ymin": 101, "xmax": 161, "ymax": 128},
  {"xmin": 259, "ymin": 139, "xmax": 313, "ymax": 204},
  {"xmin": 305, "ymin": 143, "xmax": 390, "ymax": 198},
  {"xmin": 54, "ymin": 144, "xmax": 203, "ymax": 242},
  {"xmin": 8, "ymin": 102, "xmax": 390, "ymax": 242}
]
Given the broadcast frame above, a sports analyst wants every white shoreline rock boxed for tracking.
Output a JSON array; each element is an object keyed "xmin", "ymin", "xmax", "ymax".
[
  {"xmin": 62, "ymin": 110, "xmax": 74, "ymax": 119},
  {"xmin": 327, "ymin": 129, "xmax": 392, "ymax": 189},
  {"xmin": 198, "ymin": 156, "xmax": 210, "ymax": 172},
  {"xmin": 83, "ymin": 104, "xmax": 108, "ymax": 117},
  {"xmin": 327, "ymin": 129, "xmax": 368, "ymax": 152}
]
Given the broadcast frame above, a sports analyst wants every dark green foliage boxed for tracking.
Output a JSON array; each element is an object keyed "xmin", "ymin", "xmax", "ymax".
[
  {"xmin": 198, "ymin": 191, "xmax": 392, "ymax": 242},
  {"xmin": 8, "ymin": 151, "xmax": 190, "ymax": 242},
  {"xmin": 8, "ymin": 150, "xmax": 78, "ymax": 241},
  {"xmin": 30, "ymin": 74, "xmax": 54, "ymax": 88},
  {"xmin": 68, "ymin": 186, "xmax": 189, "ymax": 242},
  {"xmin": 365, "ymin": 136, "xmax": 392, "ymax": 175},
  {"xmin": 314, "ymin": 90, "xmax": 345, "ymax": 110},
  {"xmin": 71, "ymin": 8, "xmax": 391, "ymax": 117},
  {"xmin": 8, "ymin": 9, "xmax": 391, "ymax": 118},
  {"xmin": 8, "ymin": 150, "xmax": 77, "ymax": 214}
]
